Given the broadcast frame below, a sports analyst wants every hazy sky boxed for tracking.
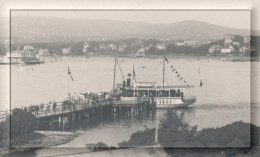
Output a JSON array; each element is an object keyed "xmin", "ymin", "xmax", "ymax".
[{"xmin": 11, "ymin": 10, "xmax": 250, "ymax": 29}]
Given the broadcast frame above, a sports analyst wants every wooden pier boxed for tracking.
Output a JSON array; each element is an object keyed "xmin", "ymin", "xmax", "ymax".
[{"xmin": 0, "ymin": 94, "xmax": 155, "ymax": 131}]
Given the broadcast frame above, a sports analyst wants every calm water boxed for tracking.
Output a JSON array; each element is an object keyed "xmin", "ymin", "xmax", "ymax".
[{"xmin": 0, "ymin": 56, "xmax": 259, "ymax": 147}]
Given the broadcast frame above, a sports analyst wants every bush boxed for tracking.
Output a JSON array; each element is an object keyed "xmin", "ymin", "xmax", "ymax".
[{"xmin": 10, "ymin": 108, "xmax": 37, "ymax": 144}]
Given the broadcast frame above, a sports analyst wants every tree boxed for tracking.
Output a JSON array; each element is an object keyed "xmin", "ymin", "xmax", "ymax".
[
  {"xmin": 158, "ymin": 110, "xmax": 198, "ymax": 147},
  {"xmin": 9, "ymin": 108, "xmax": 37, "ymax": 143}
]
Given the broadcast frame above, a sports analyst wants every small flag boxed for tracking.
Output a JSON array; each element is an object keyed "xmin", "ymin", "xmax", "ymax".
[
  {"xmin": 68, "ymin": 67, "xmax": 74, "ymax": 81},
  {"xmin": 171, "ymin": 65, "xmax": 173, "ymax": 68},
  {"xmin": 172, "ymin": 69, "xmax": 175, "ymax": 72},
  {"xmin": 164, "ymin": 56, "xmax": 168, "ymax": 63},
  {"xmin": 133, "ymin": 64, "xmax": 136, "ymax": 80},
  {"xmin": 177, "ymin": 74, "xmax": 180, "ymax": 78},
  {"xmin": 200, "ymin": 79, "xmax": 203, "ymax": 87},
  {"xmin": 184, "ymin": 80, "xmax": 187, "ymax": 83},
  {"xmin": 179, "ymin": 77, "xmax": 183, "ymax": 81},
  {"xmin": 175, "ymin": 71, "xmax": 178, "ymax": 74}
]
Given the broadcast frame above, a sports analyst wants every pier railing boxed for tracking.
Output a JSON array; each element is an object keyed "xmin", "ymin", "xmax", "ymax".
[
  {"xmin": 0, "ymin": 95, "xmax": 155, "ymax": 122},
  {"xmin": 33, "ymin": 99, "xmax": 112, "ymax": 118}
]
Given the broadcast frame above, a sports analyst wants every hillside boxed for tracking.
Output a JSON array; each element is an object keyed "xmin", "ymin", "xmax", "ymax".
[{"xmin": 0, "ymin": 17, "xmax": 250, "ymax": 42}]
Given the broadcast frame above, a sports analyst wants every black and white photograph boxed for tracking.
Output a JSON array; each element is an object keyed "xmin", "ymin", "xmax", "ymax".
[{"xmin": 0, "ymin": 0, "xmax": 260, "ymax": 157}]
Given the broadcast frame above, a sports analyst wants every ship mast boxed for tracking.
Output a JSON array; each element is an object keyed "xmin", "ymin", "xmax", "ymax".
[
  {"xmin": 113, "ymin": 54, "xmax": 117, "ymax": 90},
  {"xmin": 163, "ymin": 54, "xmax": 165, "ymax": 87}
]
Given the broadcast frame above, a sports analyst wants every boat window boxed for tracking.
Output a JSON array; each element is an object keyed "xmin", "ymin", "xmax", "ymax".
[
  {"xmin": 170, "ymin": 100, "xmax": 172, "ymax": 104},
  {"xmin": 170, "ymin": 90, "xmax": 176, "ymax": 97},
  {"xmin": 161, "ymin": 90, "xmax": 166, "ymax": 97},
  {"xmin": 149, "ymin": 90, "xmax": 156, "ymax": 97},
  {"xmin": 162, "ymin": 100, "xmax": 164, "ymax": 104},
  {"xmin": 134, "ymin": 90, "xmax": 138, "ymax": 97},
  {"xmin": 165, "ymin": 90, "xmax": 169, "ymax": 97},
  {"xmin": 176, "ymin": 89, "xmax": 181, "ymax": 97},
  {"xmin": 122, "ymin": 88, "xmax": 126, "ymax": 97},
  {"xmin": 166, "ymin": 100, "xmax": 168, "ymax": 104},
  {"xmin": 127, "ymin": 90, "xmax": 134, "ymax": 97}
]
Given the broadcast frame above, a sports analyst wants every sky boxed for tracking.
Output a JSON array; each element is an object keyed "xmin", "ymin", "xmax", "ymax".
[{"xmin": 10, "ymin": 10, "xmax": 250, "ymax": 29}]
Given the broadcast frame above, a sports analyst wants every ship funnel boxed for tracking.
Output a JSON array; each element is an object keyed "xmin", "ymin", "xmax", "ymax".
[{"xmin": 127, "ymin": 73, "xmax": 132, "ymax": 86}]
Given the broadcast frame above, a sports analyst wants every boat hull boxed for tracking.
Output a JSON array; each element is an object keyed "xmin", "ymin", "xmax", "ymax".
[
  {"xmin": 155, "ymin": 101, "xmax": 194, "ymax": 108},
  {"xmin": 155, "ymin": 97, "xmax": 196, "ymax": 108},
  {"xmin": 23, "ymin": 61, "xmax": 44, "ymax": 64}
]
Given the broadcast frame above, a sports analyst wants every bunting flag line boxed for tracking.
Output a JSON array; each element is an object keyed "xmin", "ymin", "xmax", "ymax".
[
  {"xmin": 133, "ymin": 64, "xmax": 136, "ymax": 81},
  {"xmin": 68, "ymin": 67, "xmax": 74, "ymax": 81},
  {"xmin": 170, "ymin": 65, "xmax": 190, "ymax": 86},
  {"xmin": 200, "ymin": 79, "xmax": 203, "ymax": 87}
]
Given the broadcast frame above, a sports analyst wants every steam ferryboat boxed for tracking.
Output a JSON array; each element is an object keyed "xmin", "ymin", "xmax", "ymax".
[{"xmin": 113, "ymin": 56, "xmax": 196, "ymax": 108}]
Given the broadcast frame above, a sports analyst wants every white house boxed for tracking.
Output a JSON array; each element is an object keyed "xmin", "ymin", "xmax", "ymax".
[
  {"xmin": 224, "ymin": 38, "xmax": 233, "ymax": 45},
  {"xmin": 208, "ymin": 45, "xmax": 222, "ymax": 54},
  {"xmin": 244, "ymin": 36, "xmax": 250, "ymax": 44},
  {"xmin": 108, "ymin": 44, "xmax": 117, "ymax": 50},
  {"xmin": 39, "ymin": 49, "xmax": 49, "ymax": 56},
  {"xmin": 221, "ymin": 44, "xmax": 234, "ymax": 54},
  {"xmin": 62, "ymin": 47, "xmax": 71, "ymax": 55},
  {"xmin": 156, "ymin": 44, "xmax": 166, "ymax": 50}
]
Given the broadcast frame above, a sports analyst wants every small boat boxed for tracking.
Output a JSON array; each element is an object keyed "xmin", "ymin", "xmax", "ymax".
[
  {"xmin": 23, "ymin": 60, "xmax": 44, "ymax": 64},
  {"xmin": 0, "ymin": 55, "xmax": 22, "ymax": 65},
  {"xmin": 112, "ymin": 55, "xmax": 196, "ymax": 108}
]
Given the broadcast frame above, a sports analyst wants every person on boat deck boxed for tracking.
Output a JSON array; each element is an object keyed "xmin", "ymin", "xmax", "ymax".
[
  {"xmin": 40, "ymin": 103, "xmax": 44, "ymax": 111},
  {"xmin": 52, "ymin": 101, "xmax": 57, "ymax": 113}
]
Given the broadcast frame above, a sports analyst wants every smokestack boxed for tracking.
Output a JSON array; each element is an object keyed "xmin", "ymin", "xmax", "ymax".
[{"xmin": 127, "ymin": 73, "xmax": 131, "ymax": 86}]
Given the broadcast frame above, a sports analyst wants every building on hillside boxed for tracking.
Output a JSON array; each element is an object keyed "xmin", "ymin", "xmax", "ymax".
[
  {"xmin": 224, "ymin": 38, "xmax": 233, "ymax": 45},
  {"xmin": 39, "ymin": 49, "xmax": 49, "ymax": 56},
  {"xmin": 23, "ymin": 45, "xmax": 34, "ymax": 51},
  {"xmin": 108, "ymin": 44, "xmax": 117, "ymax": 50},
  {"xmin": 99, "ymin": 44, "xmax": 109, "ymax": 50},
  {"xmin": 243, "ymin": 36, "xmax": 250, "ymax": 44},
  {"xmin": 175, "ymin": 42, "xmax": 185, "ymax": 46},
  {"xmin": 135, "ymin": 47, "xmax": 145, "ymax": 57},
  {"xmin": 208, "ymin": 45, "xmax": 222, "ymax": 54},
  {"xmin": 220, "ymin": 44, "xmax": 234, "ymax": 54},
  {"xmin": 232, "ymin": 41, "xmax": 240, "ymax": 46},
  {"xmin": 62, "ymin": 47, "xmax": 71, "ymax": 55},
  {"xmin": 156, "ymin": 44, "xmax": 166, "ymax": 50},
  {"xmin": 184, "ymin": 41, "xmax": 202, "ymax": 47}
]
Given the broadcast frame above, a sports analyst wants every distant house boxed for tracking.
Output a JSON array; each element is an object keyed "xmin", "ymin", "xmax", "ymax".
[
  {"xmin": 175, "ymin": 42, "xmax": 185, "ymax": 46},
  {"xmin": 224, "ymin": 38, "xmax": 233, "ymax": 46},
  {"xmin": 156, "ymin": 44, "xmax": 166, "ymax": 50},
  {"xmin": 99, "ymin": 44, "xmax": 109, "ymax": 50},
  {"xmin": 39, "ymin": 49, "xmax": 49, "ymax": 56},
  {"xmin": 83, "ymin": 42, "xmax": 89, "ymax": 53},
  {"xmin": 135, "ymin": 47, "xmax": 145, "ymax": 57},
  {"xmin": 184, "ymin": 41, "xmax": 202, "ymax": 47},
  {"xmin": 233, "ymin": 41, "xmax": 240, "ymax": 46},
  {"xmin": 108, "ymin": 44, "xmax": 117, "ymax": 50},
  {"xmin": 243, "ymin": 36, "xmax": 250, "ymax": 44},
  {"xmin": 117, "ymin": 47, "xmax": 125, "ymax": 52},
  {"xmin": 23, "ymin": 45, "xmax": 34, "ymax": 51},
  {"xmin": 208, "ymin": 45, "xmax": 222, "ymax": 54},
  {"xmin": 62, "ymin": 47, "xmax": 71, "ymax": 55},
  {"xmin": 221, "ymin": 44, "xmax": 234, "ymax": 54}
]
